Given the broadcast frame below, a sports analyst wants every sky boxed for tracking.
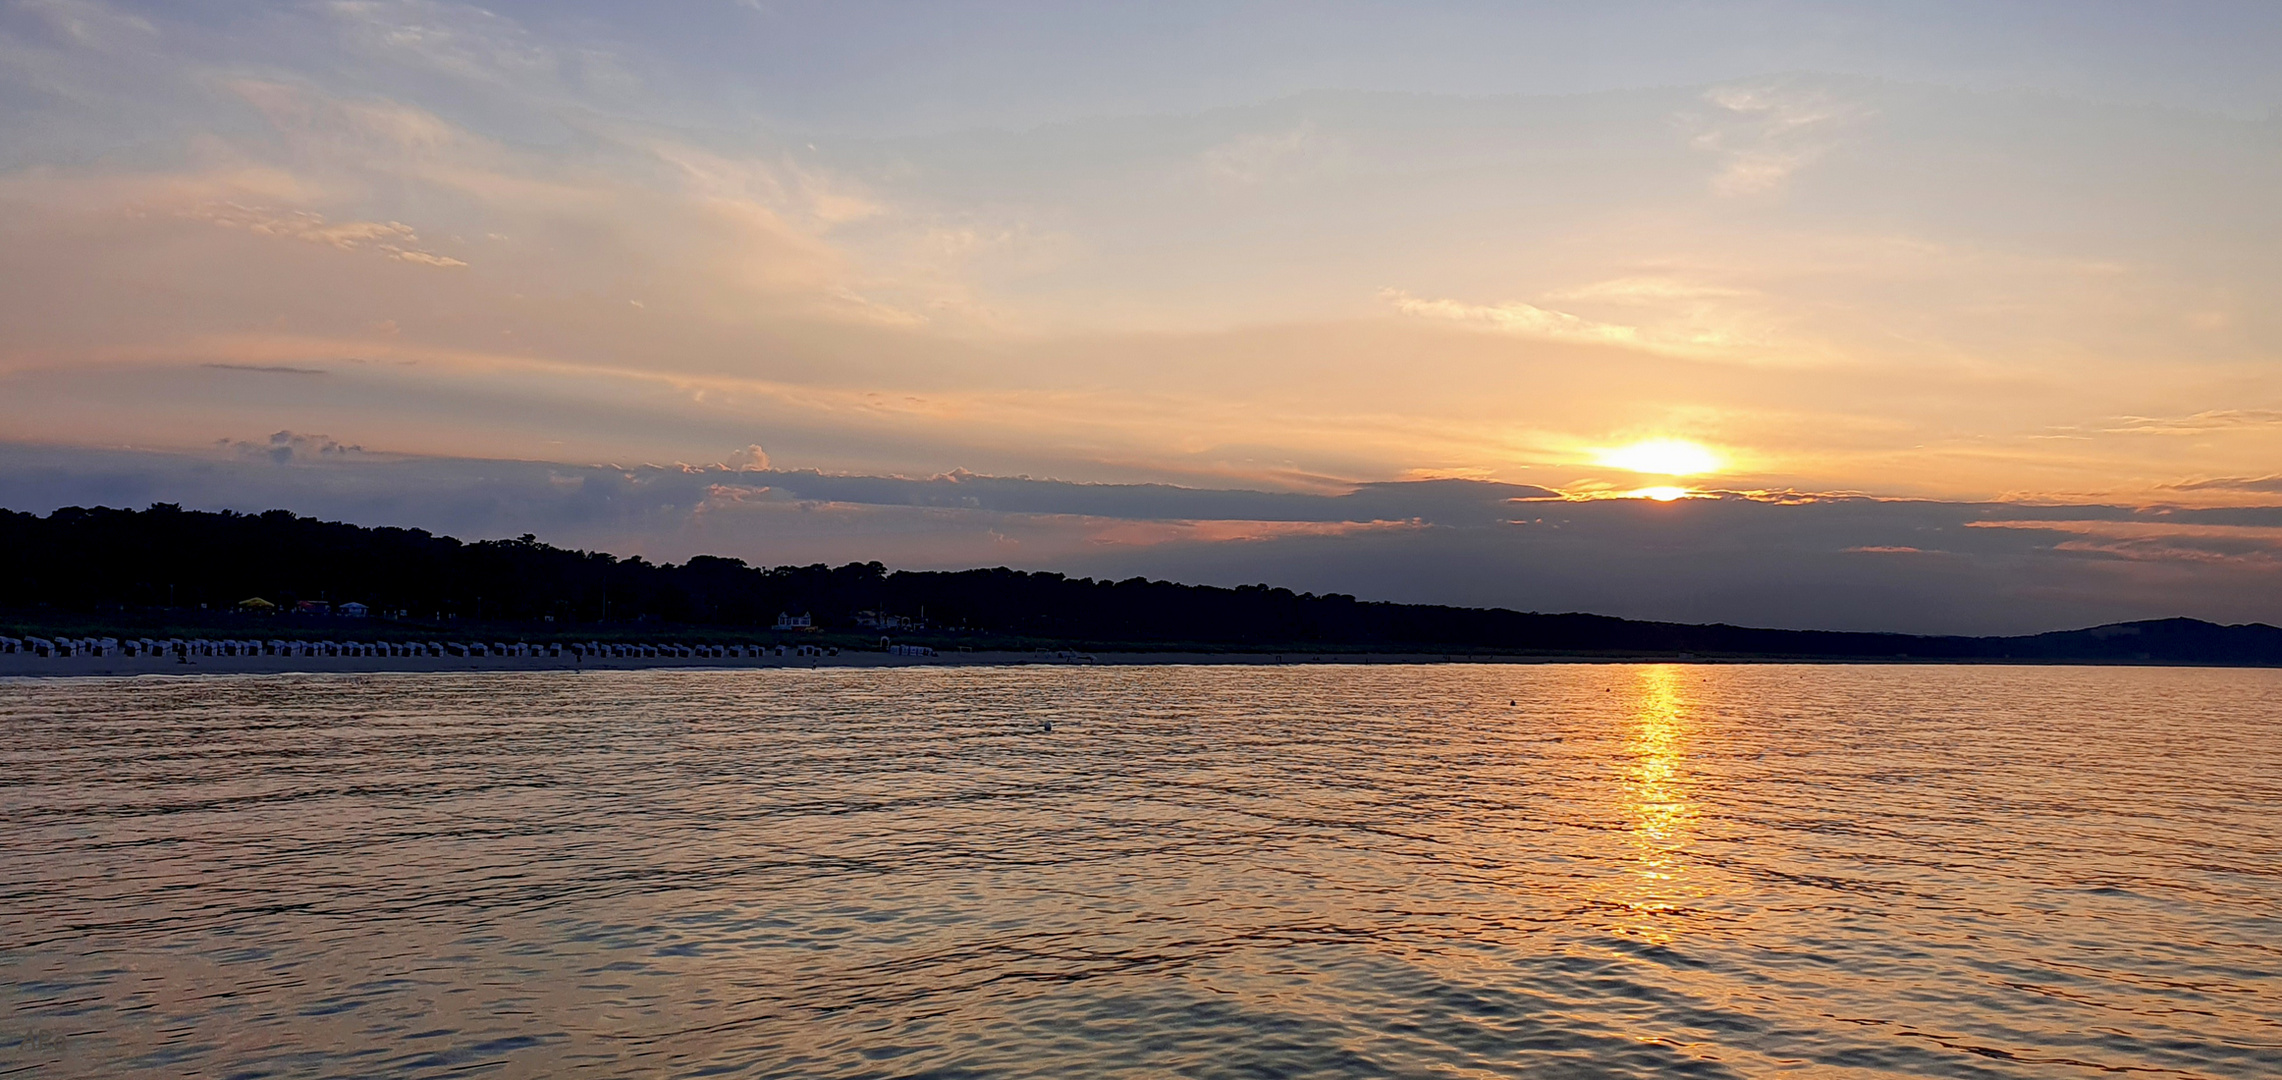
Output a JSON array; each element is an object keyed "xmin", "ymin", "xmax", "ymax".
[{"xmin": 1, "ymin": 0, "xmax": 2279, "ymax": 634}]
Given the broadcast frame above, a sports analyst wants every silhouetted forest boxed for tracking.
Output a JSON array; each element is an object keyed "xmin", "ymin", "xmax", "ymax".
[{"xmin": 5, "ymin": 504, "xmax": 2280, "ymax": 663}]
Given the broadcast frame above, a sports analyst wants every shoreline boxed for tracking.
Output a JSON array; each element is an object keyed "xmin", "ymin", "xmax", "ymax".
[
  {"xmin": 2, "ymin": 651, "xmax": 1615, "ymax": 678},
  {"xmin": 3, "ymin": 651, "xmax": 2268, "ymax": 679}
]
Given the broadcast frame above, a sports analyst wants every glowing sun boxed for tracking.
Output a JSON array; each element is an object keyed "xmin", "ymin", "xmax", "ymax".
[{"xmin": 1595, "ymin": 439, "xmax": 1721, "ymax": 477}]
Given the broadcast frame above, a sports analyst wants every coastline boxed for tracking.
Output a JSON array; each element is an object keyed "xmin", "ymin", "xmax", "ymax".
[
  {"xmin": 3, "ymin": 650, "xmax": 2266, "ymax": 679},
  {"xmin": 0, "ymin": 650, "xmax": 1580, "ymax": 678}
]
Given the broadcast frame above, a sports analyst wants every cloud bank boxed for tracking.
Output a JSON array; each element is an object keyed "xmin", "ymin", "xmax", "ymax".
[{"xmin": 4, "ymin": 441, "xmax": 2277, "ymax": 636}]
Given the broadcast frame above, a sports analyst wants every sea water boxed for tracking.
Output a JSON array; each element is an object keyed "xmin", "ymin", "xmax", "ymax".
[{"xmin": 3, "ymin": 664, "xmax": 2277, "ymax": 1078}]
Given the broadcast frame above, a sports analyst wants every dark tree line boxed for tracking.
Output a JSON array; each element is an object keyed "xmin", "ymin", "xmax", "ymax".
[
  {"xmin": 4, "ymin": 504, "xmax": 2278, "ymax": 662},
  {"xmin": 1, "ymin": 505, "xmax": 898, "ymax": 628}
]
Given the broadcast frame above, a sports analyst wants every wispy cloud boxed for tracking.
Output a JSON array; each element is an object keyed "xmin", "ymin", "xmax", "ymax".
[
  {"xmin": 2165, "ymin": 474, "xmax": 2282, "ymax": 494},
  {"xmin": 182, "ymin": 202, "xmax": 466, "ymax": 267},
  {"xmin": 202, "ymin": 363, "xmax": 329, "ymax": 376},
  {"xmin": 1199, "ymin": 122, "xmax": 1342, "ymax": 185},
  {"xmin": 1543, "ymin": 276, "xmax": 1752, "ymax": 303},
  {"xmin": 323, "ymin": 0, "xmax": 563, "ymax": 93},
  {"xmin": 1379, "ymin": 288, "xmax": 1644, "ymax": 346},
  {"xmin": 1690, "ymin": 81, "xmax": 1864, "ymax": 196},
  {"xmin": 18, "ymin": 0, "xmax": 154, "ymax": 49},
  {"xmin": 2108, "ymin": 410, "xmax": 2282, "ymax": 435},
  {"xmin": 1378, "ymin": 287, "xmax": 1751, "ymax": 358}
]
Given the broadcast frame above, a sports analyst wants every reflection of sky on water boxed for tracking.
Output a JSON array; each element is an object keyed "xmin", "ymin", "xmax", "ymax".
[{"xmin": 10, "ymin": 665, "xmax": 2281, "ymax": 1078}]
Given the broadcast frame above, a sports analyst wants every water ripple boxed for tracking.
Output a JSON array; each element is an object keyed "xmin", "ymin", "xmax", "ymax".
[{"xmin": 3, "ymin": 664, "xmax": 2279, "ymax": 1078}]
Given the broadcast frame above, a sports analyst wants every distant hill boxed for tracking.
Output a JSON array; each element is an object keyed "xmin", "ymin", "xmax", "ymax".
[{"xmin": 4, "ymin": 504, "xmax": 2278, "ymax": 664}]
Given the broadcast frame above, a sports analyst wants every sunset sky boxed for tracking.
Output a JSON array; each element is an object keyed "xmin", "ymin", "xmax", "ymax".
[{"xmin": 4, "ymin": 1, "xmax": 2280, "ymax": 633}]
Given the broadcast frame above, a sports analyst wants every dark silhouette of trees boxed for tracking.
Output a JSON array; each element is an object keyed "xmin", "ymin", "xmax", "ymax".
[{"xmin": 4, "ymin": 504, "xmax": 2277, "ymax": 662}]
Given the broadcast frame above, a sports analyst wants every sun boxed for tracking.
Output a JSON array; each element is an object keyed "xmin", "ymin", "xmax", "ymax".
[
  {"xmin": 1595, "ymin": 439, "xmax": 1721, "ymax": 477},
  {"xmin": 1632, "ymin": 486, "xmax": 1688, "ymax": 502}
]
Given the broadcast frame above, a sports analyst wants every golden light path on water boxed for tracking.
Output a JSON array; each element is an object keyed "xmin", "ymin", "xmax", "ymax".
[{"xmin": 1622, "ymin": 664, "xmax": 1695, "ymax": 931}]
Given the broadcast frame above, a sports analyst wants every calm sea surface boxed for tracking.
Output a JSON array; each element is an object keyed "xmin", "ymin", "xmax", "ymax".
[{"xmin": 3, "ymin": 664, "xmax": 2279, "ymax": 1078}]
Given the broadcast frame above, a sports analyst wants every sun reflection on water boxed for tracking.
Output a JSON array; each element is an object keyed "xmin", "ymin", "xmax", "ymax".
[{"xmin": 1619, "ymin": 664, "xmax": 1697, "ymax": 934}]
